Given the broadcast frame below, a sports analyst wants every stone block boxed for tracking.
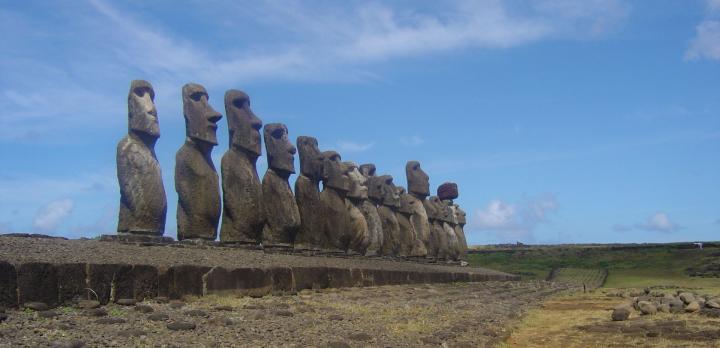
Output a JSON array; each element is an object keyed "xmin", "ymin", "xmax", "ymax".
[
  {"xmin": 270, "ymin": 267, "xmax": 294, "ymax": 295},
  {"xmin": 204, "ymin": 267, "xmax": 234, "ymax": 294},
  {"xmin": 17, "ymin": 262, "xmax": 58, "ymax": 307},
  {"xmin": 292, "ymin": 267, "xmax": 329, "ymax": 291},
  {"xmin": 0, "ymin": 261, "xmax": 17, "ymax": 308},
  {"xmin": 56, "ymin": 263, "xmax": 86, "ymax": 305},
  {"xmin": 232, "ymin": 267, "xmax": 272, "ymax": 297},
  {"xmin": 168, "ymin": 265, "xmax": 212, "ymax": 299},
  {"xmin": 131, "ymin": 265, "xmax": 158, "ymax": 300}
]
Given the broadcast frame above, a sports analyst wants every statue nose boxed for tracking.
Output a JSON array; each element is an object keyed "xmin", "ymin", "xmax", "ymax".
[
  {"xmin": 208, "ymin": 112, "xmax": 222, "ymax": 124},
  {"xmin": 289, "ymin": 145, "xmax": 297, "ymax": 155}
]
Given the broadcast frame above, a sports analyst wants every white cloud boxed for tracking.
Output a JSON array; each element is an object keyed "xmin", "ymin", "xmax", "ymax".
[
  {"xmin": 636, "ymin": 212, "xmax": 680, "ymax": 233},
  {"xmin": 32, "ymin": 199, "xmax": 74, "ymax": 233},
  {"xmin": 613, "ymin": 212, "xmax": 681, "ymax": 233},
  {"xmin": 400, "ymin": 135, "xmax": 425, "ymax": 147},
  {"xmin": 685, "ymin": 20, "xmax": 720, "ymax": 61},
  {"xmin": 336, "ymin": 140, "xmax": 375, "ymax": 153},
  {"xmin": 471, "ymin": 193, "xmax": 558, "ymax": 241}
]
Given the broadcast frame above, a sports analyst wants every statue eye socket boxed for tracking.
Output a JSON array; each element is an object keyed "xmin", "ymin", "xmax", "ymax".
[
  {"xmin": 272, "ymin": 129, "xmax": 284, "ymax": 139},
  {"xmin": 233, "ymin": 98, "xmax": 247, "ymax": 109},
  {"xmin": 190, "ymin": 92, "xmax": 205, "ymax": 102},
  {"xmin": 134, "ymin": 87, "xmax": 154, "ymax": 100}
]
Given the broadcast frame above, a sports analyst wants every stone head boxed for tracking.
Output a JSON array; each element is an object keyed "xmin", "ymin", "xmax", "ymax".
[
  {"xmin": 344, "ymin": 161, "xmax": 368, "ymax": 200},
  {"xmin": 455, "ymin": 204, "xmax": 466, "ymax": 226},
  {"xmin": 128, "ymin": 80, "xmax": 159, "ymax": 138},
  {"xmin": 182, "ymin": 83, "xmax": 222, "ymax": 145},
  {"xmin": 406, "ymin": 161, "xmax": 430, "ymax": 198},
  {"xmin": 321, "ymin": 151, "xmax": 349, "ymax": 192},
  {"xmin": 397, "ymin": 186, "xmax": 415, "ymax": 215},
  {"xmin": 444, "ymin": 200, "xmax": 458, "ymax": 224},
  {"xmin": 438, "ymin": 182, "xmax": 459, "ymax": 201},
  {"xmin": 380, "ymin": 176, "xmax": 400, "ymax": 208},
  {"xmin": 297, "ymin": 136, "xmax": 324, "ymax": 179},
  {"xmin": 425, "ymin": 196, "xmax": 442, "ymax": 221},
  {"xmin": 264, "ymin": 123, "xmax": 296, "ymax": 174},
  {"xmin": 225, "ymin": 90, "xmax": 262, "ymax": 156},
  {"xmin": 366, "ymin": 175, "xmax": 385, "ymax": 203},
  {"xmin": 359, "ymin": 164, "xmax": 376, "ymax": 178}
]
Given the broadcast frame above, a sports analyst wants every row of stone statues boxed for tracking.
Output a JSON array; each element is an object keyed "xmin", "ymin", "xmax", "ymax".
[{"xmin": 117, "ymin": 80, "xmax": 468, "ymax": 261}]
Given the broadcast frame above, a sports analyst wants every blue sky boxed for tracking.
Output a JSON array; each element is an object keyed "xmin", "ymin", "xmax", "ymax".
[{"xmin": 1, "ymin": 0, "xmax": 718, "ymax": 245}]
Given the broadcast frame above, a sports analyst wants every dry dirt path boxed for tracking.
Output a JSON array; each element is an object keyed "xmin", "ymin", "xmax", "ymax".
[{"xmin": 0, "ymin": 281, "xmax": 572, "ymax": 347}]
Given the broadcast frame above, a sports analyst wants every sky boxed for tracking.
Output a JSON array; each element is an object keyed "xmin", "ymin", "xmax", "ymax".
[{"xmin": 0, "ymin": 0, "xmax": 718, "ymax": 245}]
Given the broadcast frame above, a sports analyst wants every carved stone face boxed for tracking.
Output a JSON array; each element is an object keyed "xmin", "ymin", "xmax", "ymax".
[
  {"xmin": 397, "ymin": 186, "xmax": 415, "ymax": 214},
  {"xmin": 225, "ymin": 90, "xmax": 262, "ymax": 156},
  {"xmin": 455, "ymin": 204, "xmax": 466, "ymax": 226},
  {"xmin": 183, "ymin": 83, "xmax": 222, "ymax": 145},
  {"xmin": 345, "ymin": 162, "xmax": 368, "ymax": 200},
  {"xmin": 444, "ymin": 200, "xmax": 458, "ymax": 224},
  {"xmin": 128, "ymin": 80, "xmax": 159, "ymax": 137},
  {"xmin": 425, "ymin": 196, "xmax": 442, "ymax": 220},
  {"xmin": 406, "ymin": 161, "xmax": 430, "ymax": 198},
  {"xmin": 321, "ymin": 151, "xmax": 349, "ymax": 191},
  {"xmin": 380, "ymin": 176, "xmax": 400, "ymax": 208},
  {"xmin": 297, "ymin": 136, "xmax": 324, "ymax": 179},
  {"xmin": 367, "ymin": 175, "xmax": 384, "ymax": 203},
  {"xmin": 264, "ymin": 123, "xmax": 296, "ymax": 174},
  {"xmin": 359, "ymin": 164, "xmax": 376, "ymax": 178}
]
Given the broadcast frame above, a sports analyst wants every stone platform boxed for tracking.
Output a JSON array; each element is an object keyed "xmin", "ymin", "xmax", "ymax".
[{"xmin": 0, "ymin": 236, "xmax": 517, "ymax": 308}]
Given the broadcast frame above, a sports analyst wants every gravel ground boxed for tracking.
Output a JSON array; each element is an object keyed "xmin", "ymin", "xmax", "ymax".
[
  {"xmin": 0, "ymin": 281, "xmax": 573, "ymax": 347},
  {"xmin": 0, "ymin": 236, "xmax": 506, "ymax": 275}
]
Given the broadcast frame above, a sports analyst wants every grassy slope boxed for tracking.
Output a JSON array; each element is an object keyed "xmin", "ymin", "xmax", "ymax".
[{"xmin": 468, "ymin": 245, "xmax": 720, "ymax": 288}]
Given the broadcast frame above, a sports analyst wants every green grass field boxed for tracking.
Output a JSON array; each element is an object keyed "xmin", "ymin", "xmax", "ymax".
[{"xmin": 468, "ymin": 244, "xmax": 720, "ymax": 289}]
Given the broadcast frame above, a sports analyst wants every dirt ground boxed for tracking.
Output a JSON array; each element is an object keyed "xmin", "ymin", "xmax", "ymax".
[
  {"xmin": 0, "ymin": 281, "xmax": 572, "ymax": 347},
  {"xmin": 504, "ymin": 288, "xmax": 720, "ymax": 348}
]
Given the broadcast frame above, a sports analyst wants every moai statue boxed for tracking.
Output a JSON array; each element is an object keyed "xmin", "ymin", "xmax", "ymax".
[
  {"xmin": 117, "ymin": 80, "xmax": 167, "ymax": 236},
  {"xmin": 424, "ymin": 196, "xmax": 449, "ymax": 260},
  {"xmin": 219, "ymin": 90, "xmax": 264, "ymax": 245},
  {"xmin": 377, "ymin": 175, "xmax": 401, "ymax": 257},
  {"xmin": 438, "ymin": 181, "xmax": 467, "ymax": 259},
  {"xmin": 344, "ymin": 162, "xmax": 370, "ymax": 255},
  {"xmin": 455, "ymin": 204, "xmax": 468, "ymax": 256},
  {"xmin": 261, "ymin": 123, "xmax": 301, "ymax": 250},
  {"xmin": 395, "ymin": 186, "xmax": 419, "ymax": 257},
  {"xmin": 319, "ymin": 151, "xmax": 351, "ymax": 253},
  {"xmin": 175, "ymin": 83, "xmax": 222, "ymax": 241},
  {"xmin": 397, "ymin": 187, "xmax": 428, "ymax": 258},
  {"xmin": 439, "ymin": 200, "xmax": 461, "ymax": 262},
  {"xmin": 405, "ymin": 161, "xmax": 432, "ymax": 257},
  {"xmin": 359, "ymin": 164, "xmax": 383, "ymax": 256},
  {"xmin": 294, "ymin": 136, "xmax": 325, "ymax": 252}
]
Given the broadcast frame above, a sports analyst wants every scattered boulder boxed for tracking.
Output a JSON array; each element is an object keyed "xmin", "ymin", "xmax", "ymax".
[
  {"xmin": 49, "ymin": 340, "xmax": 85, "ymax": 348},
  {"xmin": 706, "ymin": 300, "xmax": 720, "ymax": 309},
  {"xmin": 638, "ymin": 301, "xmax": 657, "ymax": 315},
  {"xmin": 147, "ymin": 313, "xmax": 170, "ymax": 321},
  {"xmin": 612, "ymin": 306, "xmax": 632, "ymax": 321},
  {"xmin": 669, "ymin": 299, "xmax": 685, "ymax": 313},
  {"xmin": 96, "ymin": 317, "xmax": 126, "ymax": 324},
  {"xmin": 658, "ymin": 304, "xmax": 671, "ymax": 313},
  {"xmin": 184, "ymin": 309, "xmax": 208, "ymax": 317},
  {"xmin": 38, "ymin": 310, "xmax": 60, "ymax": 318},
  {"xmin": 77, "ymin": 300, "xmax": 100, "ymax": 309},
  {"xmin": 135, "ymin": 304, "xmax": 154, "ymax": 313},
  {"xmin": 116, "ymin": 299, "xmax": 136, "ymax": 306},
  {"xmin": 84, "ymin": 308, "xmax": 108, "ymax": 317},
  {"xmin": 23, "ymin": 302, "xmax": 49, "ymax": 311},
  {"xmin": 167, "ymin": 321, "xmax": 196, "ymax": 331},
  {"xmin": 214, "ymin": 305, "xmax": 233, "ymax": 311},
  {"xmin": 685, "ymin": 301, "xmax": 700, "ymax": 313},
  {"xmin": 0, "ymin": 313, "xmax": 8, "ymax": 323},
  {"xmin": 679, "ymin": 292, "xmax": 695, "ymax": 304},
  {"xmin": 169, "ymin": 300, "xmax": 185, "ymax": 309},
  {"xmin": 155, "ymin": 296, "xmax": 169, "ymax": 304}
]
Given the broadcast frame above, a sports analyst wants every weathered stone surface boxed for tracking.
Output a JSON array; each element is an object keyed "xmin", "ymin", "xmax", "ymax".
[
  {"xmin": 167, "ymin": 321, "xmax": 196, "ymax": 331},
  {"xmin": 612, "ymin": 305, "xmax": 631, "ymax": 321},
  {"xmin": 359, "ymin": 164, "xmax": 383, "ymax": 256},
  {"xmin": 344, "ymin": 162, "xmax": 370, "ymax": 255},
  {"xmin": 679, "ymin": 292, "xmax": 695, "ymax": 304},
  {"xmin": 176, "ymin": 83, "xmax": 222, "ymax": 241},
  {"xmin": 204, "ymin": 267, "xmax": 234, "ymax": 294},
  {"xmin": 638, "ymin": 301, "xmax": 657, "ymax": 315},
  {"xmin": 425, "ymin": 197, "xmax": 450, "ymax": 260},
  {"xmin": 23, "ymin": 301, "xmax": 49, "ymax": 311},
  {"xmin": 116, "ymin": 298, "xmax": 136, "ymax": 306},
  {"xmin": 453, "ymin": 204, "xmax": 468, "ymax": 260},
  {"xmin": 270, "ymin": 267, "xmax": 294, "ymax": 295},
  {"xmin": 87, "ymin": 264, "xmax": 128, "ymax": 304},
  {"xmin": 117, "ymin": 80, "xmax": 167, "ymax": 236},
  {"xmin": 77, "ymin": 300, "xmax": 100, "ymax": 309},
  {"xmin": 220, "ymin": 90, "xmax": 264, "ymax": 244},
  {"xmin": 396, "ymin": 186, "xmax": 425, "ymax": 257},
  {"xmin": 17, "ymin": 262, "xmax": 58, "ymax": 307},
  {"xmin": 377, "ymin": 175, "xmax": 400, "ymax": 256},
  {"xmin": 295, "ymin": 136, "xmax": 325, "ymax": 251},
  {"xmin": 319, "ymin": 151, "xmax": 351, "ymax": 253},
  {"xmin": 406, "ymin": 161, "xmax": 432, "ymax": 255},
  {"xmin": 56, "ymin": 263, "xmax": 86, "ymax": 305},
  {"xmin": 130, "ymin": 265, "xmax": 158, "ymax": 301},
  {"xmin": 292, "ymin": 267, "xmax": 329, "ymax": 291},
  {"xmin": 168, "ymin": 265, "xmax": 212, "ymax": 299},
  {"xmin": 232, "ymin": 268, "xmax": 272, "ymax": 297},
  {"xmin": 0, "ymin": 261, "xmax": 17, "ymax": 308},
  {"xmin": 327, "ymin": 268, "xmax": 354, "ymax": 288},
  {"xmin": 261, "ymin": 123, "xmax": 300, "ymax": 249},
  {"xmin": 437, "ymin": 182, "xmax": 458, "ymax": 201},
  {"xmin": 685, "ymin": 301, "xmax": 700, "ymax": 312}
]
